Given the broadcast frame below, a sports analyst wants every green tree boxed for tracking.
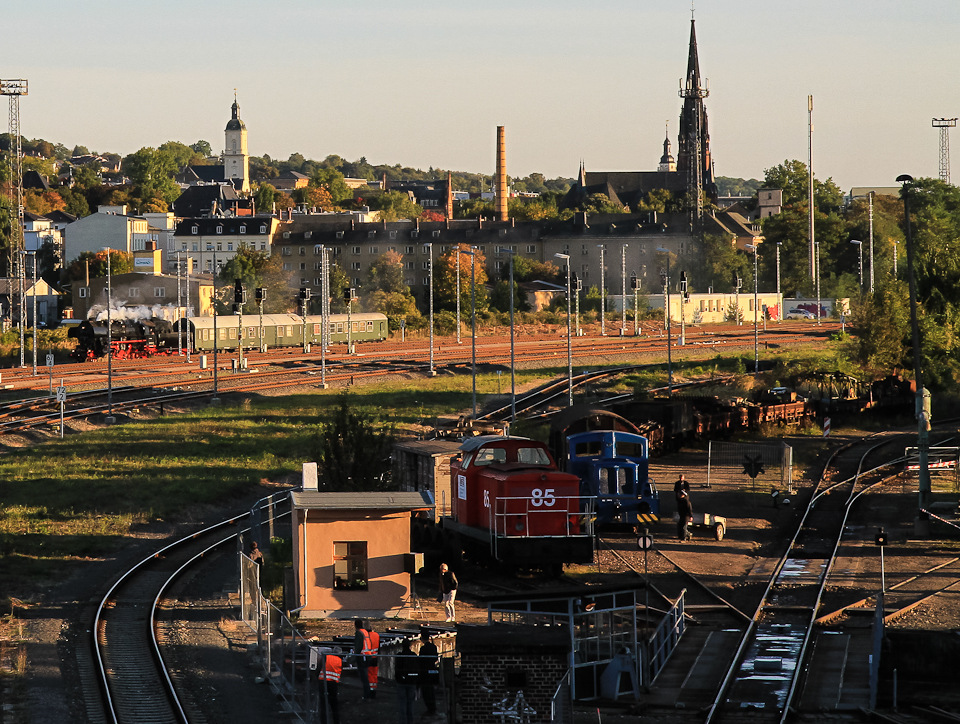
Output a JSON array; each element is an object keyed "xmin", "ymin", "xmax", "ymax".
[
  {"xmin": 848, "ymin": 280, "xmax": 911, "ymax": 374},
  {"xmin": 217, "ymin": 247, "xmax": 295, "ymax": 314},
  {"xmin": 365, "ymin": 250, "xmax": 407, "ymax": 295},
  {"xmin": 254, "ymin": 183, "xmax": 277, "ymax": 213},
  {"xmin": 329, "ymin": 262, "xmax": 351, "ymax": 313},
  {"xmin": 313, "ymin": 395, "xmax": 395, "ymax": 491},
  {"xmin": 190, "ymin": 140, "xmax": 213, "ymax": 157},
  {"xmin": 365, "ymin": 191, "xmax": 422, "ymax": 221},
  {"xmin": 121, "ymin": 147, "xmax": 181, "ymax": 211},
  {"xmin": 310, "ymin": 167, "xmax": 352, "ymax": 205}
]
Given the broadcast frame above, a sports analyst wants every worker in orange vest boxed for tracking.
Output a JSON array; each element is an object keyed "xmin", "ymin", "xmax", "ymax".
[
  {"xmin": 353, "ymin": 618, "xmax": 380, "ymax": 699},
  {"xmin": 315, "ymin": 647, "xmax": 342, "ymax": 724}
]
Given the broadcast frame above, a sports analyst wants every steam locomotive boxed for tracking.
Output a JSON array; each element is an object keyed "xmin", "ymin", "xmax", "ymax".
[{"xmin": 68, "ymin": 313, "xmax": 389, "ymax": 360}]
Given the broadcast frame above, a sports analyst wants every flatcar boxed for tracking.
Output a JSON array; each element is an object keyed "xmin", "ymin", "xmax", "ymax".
[
  {"xmin": 566, "ymin": 430, "xmax": 660, "ymax": 530},
  {"xmin": 439, "ymin": 435, "xmax": 594, "ymax": 574},
  {"xmin": 176, "ymin": 312, "xmax": 388, "ymax": 352}
]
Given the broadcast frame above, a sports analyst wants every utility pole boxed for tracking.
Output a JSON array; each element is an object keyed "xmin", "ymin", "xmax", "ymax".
[{"xmin": 808, "ymin": 94, "xmax": 816, "ymax": 282}]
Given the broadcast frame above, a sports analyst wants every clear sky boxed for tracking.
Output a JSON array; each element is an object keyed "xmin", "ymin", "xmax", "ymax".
[{"xmin": 5, "ymin": 0, "xmax": 959, "ymax": 191}]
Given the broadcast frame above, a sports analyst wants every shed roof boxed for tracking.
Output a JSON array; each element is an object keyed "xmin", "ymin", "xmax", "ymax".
[
  {"xmin": 393, "ymin": 439, "xmax": 462, "ymax": 456},
  {"xmin": 290, "ymin": 490, "xmax": 433, "ymax": 511}
]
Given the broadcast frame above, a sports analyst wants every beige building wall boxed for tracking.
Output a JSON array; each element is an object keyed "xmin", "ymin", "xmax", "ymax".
[{"xmin": 293, "ymin": 509, "xmax": 413, "ymax": 618}]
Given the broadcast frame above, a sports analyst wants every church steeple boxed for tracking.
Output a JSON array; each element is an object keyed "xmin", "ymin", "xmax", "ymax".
[
  {"xmin": 659, "ymin": 122, "xmax": 676, "ymax": 172},
  {"xmin": 223, "ymin": 92, "xmax": 249, "ymax": 193},
  {"xmin": 677, "ymin": 14, "xmax": 716, "ymax": 220}
]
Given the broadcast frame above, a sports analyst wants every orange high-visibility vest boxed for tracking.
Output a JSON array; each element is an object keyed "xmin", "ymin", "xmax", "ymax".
[
  {"xmin": 319, "ymin": 654, "xmax": 342, "ymax": 682},
  {"xmin": 360, "ymin": 629, "xmax": 380, "ymax": 657}
]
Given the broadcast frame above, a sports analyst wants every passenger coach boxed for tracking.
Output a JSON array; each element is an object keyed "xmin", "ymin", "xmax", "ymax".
[{"xmin": 176, "ymin": 312, "xmax": 388, "ymax": 352}]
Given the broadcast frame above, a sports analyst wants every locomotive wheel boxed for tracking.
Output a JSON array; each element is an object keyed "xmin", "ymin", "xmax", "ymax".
[{"xmin": 714, "ymin": 522, "xmax": 725, "ymax": 541}]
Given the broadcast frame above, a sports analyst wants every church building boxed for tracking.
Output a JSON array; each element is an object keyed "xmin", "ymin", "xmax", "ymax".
[
  {"xmin": 177, "ymin": 95, "xmax": 251, "ymax": 194},
  {"xmin": 564, "ymin": 16, "xmax": 717, "ymax": 218}
]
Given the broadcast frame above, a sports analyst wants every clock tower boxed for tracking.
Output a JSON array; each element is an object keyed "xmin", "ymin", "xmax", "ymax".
[{"xmin": 224, "ymin": 95, "xmax": 250, "ymax": 192}]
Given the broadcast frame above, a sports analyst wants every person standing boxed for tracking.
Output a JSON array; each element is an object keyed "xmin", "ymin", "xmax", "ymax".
[
  {"xmin": 395, "ymin": 638, "xmax": 419, "ymax": 724},
  {"xmin": 315, "ymin": 647, "xmax": 342, "ymax": 724},
  {"xmin": 673, "ymin": 473, "xmax": 690, "ymax": 505},
  {"xmin": 249, "ymin": 540, "xmax": 264, "ymax": 565},
  {"xmin": 418, "ymin": 628, "xmax": 439, "ymax": 718},
  {"xmin": 438, "ymin": 563, "xmax": 458, "ymax": 622},
  {"xmin": 676, "ymin": 489, "xmax": 693, "ymax": 541},
  {"xmin": 353, "ymin": 619, "xmax": 380, "ymax": 699}
]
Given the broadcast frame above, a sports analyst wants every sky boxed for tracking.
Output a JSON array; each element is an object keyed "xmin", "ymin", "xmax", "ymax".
[{"xmin": 5, "ymin": 0, "xmax": 960, "ymax": 192}]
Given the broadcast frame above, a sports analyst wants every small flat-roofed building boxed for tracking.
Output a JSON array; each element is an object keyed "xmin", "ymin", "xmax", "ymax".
[
  {"xmin": 290, "ymin": 490, "xmax": 433, "ymax": 618},
  {"xmin": 392, "ymin": 439, "xmax": 461, "ymax": 519}
]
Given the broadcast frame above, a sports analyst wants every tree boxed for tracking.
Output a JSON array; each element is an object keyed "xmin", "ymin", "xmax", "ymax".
[
  {"xmin": 190, "ymin": 140, "xmax": 213, "ymax": 158},
  {"xmin": 310, "ymin": 167, "xmax": 351, "ymax": 205},
  {"xmin": 254, "ymin": 183, "xmax": 277, "ymax": 213},
  {"xmin": 328, "ymin": 262, "xmax": 351, "ymax": 313},
  {"xmin": 217, "ymin": 247, "xmax": 295, "ymax": 314},
  {"xmin": 312, "ymin": 395, "xmax": 395, "ymax": 491},
  {"xmin": 365, "ymin": 190, "xmax": 422, "ymax": 221},
  {"xmin": 66, "ymin": 249, "xmax": 134, "ymax": 281},
  {"xmin": 121, "ymin": 147, "xmax": 181, "ymax": 211},
  {"xmin": 848, "ymin": 280, "xmax": 911, "ymax": 374},
  {"xmin": 365, "ymin": 250, "xmax": 407, "ymax": 295},
  {"xmin": 435, "ymin": 244, "xmax": 488, "ymax": 314}
]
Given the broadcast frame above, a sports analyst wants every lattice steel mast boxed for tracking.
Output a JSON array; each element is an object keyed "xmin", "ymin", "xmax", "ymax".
[
  {"xmin": 932, "ymin": 117, "xmax": 957, "ymax": 184},
  {"xmin": 2, "ymin": 79, "xmax": 27, "ymax": 362}
]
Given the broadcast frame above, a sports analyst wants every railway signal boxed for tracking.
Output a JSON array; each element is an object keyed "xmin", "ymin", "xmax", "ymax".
[
  {"xmin": 876, "ymin": 527, "xmax": 888, "ymax": 592},
  {"xmin": 742, "ymin": 454, "xmax": 765, "ymax": 479},
  {"xmin": 234, "ymin": 279, "xmax": 245, "ymax": 305}
]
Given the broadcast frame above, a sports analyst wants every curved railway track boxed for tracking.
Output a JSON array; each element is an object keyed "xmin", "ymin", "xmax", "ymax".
[{"xmin": 92, "ymin": 493, "xmax": 287, "ymax": 724}]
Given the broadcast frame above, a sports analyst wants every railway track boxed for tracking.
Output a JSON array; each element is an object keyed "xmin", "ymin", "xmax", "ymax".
[
  {"xmin": 91, "ymin": 493, "xmax": 287, "ymax": 724},
  {"xmin": 701, "ymin": 433, "xmax": 910, "ymax": 723}
]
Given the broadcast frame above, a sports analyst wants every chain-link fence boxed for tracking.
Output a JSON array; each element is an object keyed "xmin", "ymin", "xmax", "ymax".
[{"xmin": 705, "ymin": 440, "xmax": 793, "ymax": 493}]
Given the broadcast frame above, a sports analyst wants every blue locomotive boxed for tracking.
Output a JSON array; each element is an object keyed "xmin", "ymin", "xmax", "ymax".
[{"xmin": 566, "ymin": 430, "xmax": 660, "ymax": 529}]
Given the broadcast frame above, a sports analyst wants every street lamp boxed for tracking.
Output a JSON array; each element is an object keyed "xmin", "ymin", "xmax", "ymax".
[
  {"xmin": 850, "ymin": 240, "xmax": 864, "ymax": 290},
  {"xmin": 499, "ymin": 248, "xmax": 517, "ymax": 421},
  {"xmin": 427, "ymin": 242, "xmax": 435, "ymax": 376},
  {"xmin": 103, "ymin": 247, "xmax": 114, "ymax": 423},
  {"xmin": 656, "ymin": 247, "xmax": 673, "ymax": 394},
  {"xmin": 455, "ymin": 246, "xmax": 462, "ymax": 345},
  {"xmin": 26, "ymin": 251, "xmax": 36, "ymax": 375},
  {"xmin": 620, "ymin": 244, "xmax": 628, "ymax": 336},
  {"xmin": 775, "ymin": 242, "xmax": 782, "ymax": 323},
  {"xmin": 745, "ymin": 244, "xmax": 760, "ymax": 373},
  {"xmin": 555, "ymin": 253, "xmax": 574, "ymax": 407},
  {"xmin": 898, "ymin": 173, "xmax": 931, "ymax": 510},
  {"xmin": 597, "ymin": 244, "xmax": 606, "ymax": 336},
  {"xmin": 462, "ymin": 248, "xmax": 478, "ymax": 417}
]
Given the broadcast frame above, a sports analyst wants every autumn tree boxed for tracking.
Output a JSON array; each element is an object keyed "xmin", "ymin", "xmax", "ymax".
[
  {"xmin": 66, "ymin": 249, "xmax": 134, "ymax": 281},
  {"xmin": 217, "ymin": 247, "xmax": 295, "ymax": 314},
  {"xmin": 435, "ymin": 243, "xmax": 488, "ymax": 314}
]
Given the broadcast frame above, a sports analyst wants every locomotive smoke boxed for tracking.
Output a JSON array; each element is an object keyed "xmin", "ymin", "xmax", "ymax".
[{"xmin": 90, "ymin": 303, "xmax": 189, "ymax": 323}]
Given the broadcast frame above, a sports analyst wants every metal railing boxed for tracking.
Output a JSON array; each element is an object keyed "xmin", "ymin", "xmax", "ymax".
[{"xmin": 646, "ymin": 589, "xmax": 686, "ymax": 685}]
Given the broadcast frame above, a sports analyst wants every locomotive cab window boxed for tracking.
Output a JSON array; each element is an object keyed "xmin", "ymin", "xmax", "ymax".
[
  {"xmin": 573, "ymin": 441, "xmax": 603, "ymax": 457},
  {"xmin": 333, "ymin": 541, "xmax": 368, "ymax": 591},
  {"xmin": 517, "ymin": 447, "xmax": 551, "ymax": 465},
  {"xmin": 474, "ymin": 448, "xmax": 507, "ymax": 466}
]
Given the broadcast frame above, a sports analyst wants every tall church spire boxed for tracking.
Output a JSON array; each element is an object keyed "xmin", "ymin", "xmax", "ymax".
[{"xmin": 677, "ymin": 14, "xmax": 715, "ymax": 222}]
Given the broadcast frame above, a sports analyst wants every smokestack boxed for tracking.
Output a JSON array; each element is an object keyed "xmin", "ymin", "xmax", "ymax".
[
  {"xmin": 496, "ymin": 125, "xmax": 508, "ymax": 222},
  {"xmin": 446, "ymin": 171, "xmax": 453, "ymax": 219}
]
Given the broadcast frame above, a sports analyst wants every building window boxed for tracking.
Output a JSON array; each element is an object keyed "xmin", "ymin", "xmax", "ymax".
[
  {"xmin": 367, "ymin": 231, "xmax": 376, "ymax": 239},
  {"xmin": 370, "ymin": 247, "xmax": 378, "ymax": 254},
  {"xmin": 314, "ymin": 277, "xmax": 322, "ymax": 286},
  {"xmin": 78, "ymin": 287, "xmax": 88, "ymax": 298},
  {"xmin": 405, "ymin": 246, "xmax": 414, "ymax": 254},
  {"xmin": 526, "ymin": 245, "xmax": 537, "ymax": 253},
  {"xmin": 129, "ymin": 287, "xmax": 141, "ymax": 298},
  {"xmin": 282, "ymin": 247, "xmax": 292, "ymax": 256},
  {"xmin": 154, "ymin": 288, "xmax": 165, "ymax": 298},
  {"xmin": 216, "ymin": 225, "xmax": 223, "ymax": 234},
  {"xmin": 389, "ymin": 231, "xmax": 397, "ymax": 239},
  {"xmin": 239, "ymin": 226, "xmax": 246, "ymax": 234},
  {"xmin": 217, "ymin": 242, "xmax": 223, "ymax": 252},
  {"xmin": 352, "ymin": 262, "xmax": 361, "ymax": 270},
  {"xmin": 314, "ymin": 245, "xmax": 323, "ymax": 255},
  {"xmin": 260, "ymin": 225, "xmax": 267, "ymax": 234},
  {"xmin": 353, "ymin": 246, "xmax": 362, "ymax": 255},
  {"xmin": 228, "ymin": 242, "xmax": 234, "ymax": 252},
  {"xmin": 314, "ymin": 262, "xmax": 322, "ymax": 270},
  {"xmin": 191, "ymin": 225, "xmax": 198, "ymax": 234},
  {"xmin": 260, "ymin": 243, "xmax": 266, "ymax": 251},
  {"xmin": 422, "ymin": 261, "xmax": 430, "ymax": 270},
  {"xmin": 300, "ymin": 263, "xmax": 306, "ymax": 271},
  {"xmin": 283, "ymin": 263, "xmax": 292, "ymax": 271},
  {"xmin": 299, "ymin": 247, "xmax": 305, "ymax": 256}
]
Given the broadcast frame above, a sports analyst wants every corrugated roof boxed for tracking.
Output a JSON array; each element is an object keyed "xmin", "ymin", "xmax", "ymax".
[
  {"xmin": 290, "ymin": 490, "xmax": 433, "ymax": 510},
  {"xmin": 393, "ymin": 439, "xmax": 462, "ymax": 455}
]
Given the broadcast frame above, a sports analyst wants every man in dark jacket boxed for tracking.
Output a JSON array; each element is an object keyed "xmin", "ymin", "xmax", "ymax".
[
  {"xmin": 438, "ymin": 563, "xmax": 458, "ymax": 622},
  {"xmin": 676, "ymin": 490, "xmax": 693, "ymax": 541}
]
